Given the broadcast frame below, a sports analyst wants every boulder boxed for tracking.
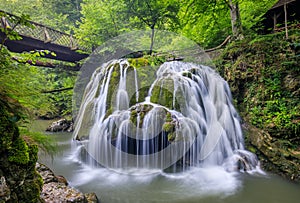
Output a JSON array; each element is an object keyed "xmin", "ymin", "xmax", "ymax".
[
  {"xmin": 46, "ymin": 119, "xmax": 74, "ymax": 132},
  {"xmin": 244, "ymin": 123, "xmax": 300, "ymax": 182}
]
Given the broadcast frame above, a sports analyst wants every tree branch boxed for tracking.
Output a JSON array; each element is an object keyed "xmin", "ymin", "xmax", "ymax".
[
  {"xmin": 41, "ymin": 87, "xmax": 73, "ymax": 94},
  {"xmin": 12, "ymin": 57, "xmax": 81, "ymax": 71},
  {"xmin": 204, "ymin": 35, "xmax": 231, "ymax": 52}
]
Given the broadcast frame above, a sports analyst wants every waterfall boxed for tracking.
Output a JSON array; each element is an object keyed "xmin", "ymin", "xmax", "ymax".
[{"xmin": 73, "ymin": 59, "xmax": 259, "ymax": 172}]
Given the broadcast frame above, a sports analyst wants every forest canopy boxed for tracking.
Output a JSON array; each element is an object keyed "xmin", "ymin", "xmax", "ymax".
[{"xmin": 0, "ymin": 0, "xmax": 276, "ymax": 48}]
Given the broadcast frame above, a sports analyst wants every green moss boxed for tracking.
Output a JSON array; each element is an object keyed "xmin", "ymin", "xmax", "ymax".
[
  {"xmin": 165, "ymin": 112, "xmax": 172, "ymax": 122},
  {"xmin": 8, "ymin": 137, "xmax": 30, "ymax": 165},
  {"xmin": 130, "ymin": 104, "xmax": 153, "ymax": 127},
  {"xmin": 128, "ymin": 58, "xmax": 149, "ymax": 68},
  {"xmin": 27, "ymin": 144, "xmax": 39, "ymax": 165},
  {"xmin": 150, "ymin": 78, "xmax": 175, "ymax": 109},
  {"xmin": 106, "ymin": 63, "xmax": 121, "ymax": 112},
  {"xmin": 0, "ymin": 106, "xmax": 19, "ymax": 153},
  {"xmin": 167, "ymin": 132, "xmax": 176, "ymax": 142},
  {"xmin": 17, "ymin": 176, "xmax": 42, "ymax": 202},
  {"xmin": 128, "ymin": 56, "xmax": 162, "ymax": 104},
  {"xmin": 162, "ymin": 122, "xmax": 175, "ymax": 132},
  {"xmin": 182, "ymin": 71, "xmax": 193, "ymax": 79},
  {"xmin": 162, "ymin": 112, "xmax": 178, "ymax": 142},
  {"xmin": 130, "ymin": 109, "xmax": 138, "ymax": 124},
  {"xmin": 1, "ymin": 95, "xmax": 42, "ymax": 202}
]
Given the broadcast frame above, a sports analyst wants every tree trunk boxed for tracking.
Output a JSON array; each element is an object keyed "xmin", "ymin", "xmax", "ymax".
[
  {"xmin": 284, "ymin": 3, "xmax": 288, "ymax": 39},
  {"xmin": 149, "ymin": 26, "xmax": 155, "ymax": 55},
  {"xmin": 228, "ymin": 0, "xmax": 243, "ymax": 39}
]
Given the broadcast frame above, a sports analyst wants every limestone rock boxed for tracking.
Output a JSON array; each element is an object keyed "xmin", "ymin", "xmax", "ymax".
[
  {"xmin": 36, "ymin": 163, "xmax": 100, "ymax": 203},
  {"xmin": 85, "ymin": 193, "xmax": 99, "ymax": 203},
  {"xmin": 0, "ymin": 176, "xmax": 11, "ymax": 202},
  {"xmin": 46, "ymin": 119, "xmax": 74, "ymax": 132},
  {"xmin": 244, "ymin": 123, "xmax": 300, "ymax": 182}
]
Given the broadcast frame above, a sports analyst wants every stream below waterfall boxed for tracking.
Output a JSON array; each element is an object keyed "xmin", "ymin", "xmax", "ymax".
[{"xmin": 35, "ymin": 120, "xmax": 300, "ymax": 203}]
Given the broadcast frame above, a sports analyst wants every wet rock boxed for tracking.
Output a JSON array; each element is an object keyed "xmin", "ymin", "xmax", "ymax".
[
  {"xmin": 36, "ymin": 163, "xmax": 58, "ymax": 184},
  {"xmin": 41, "ymin": 182, "xmax": 86, "ymax": 203},
  {"xmin": 0, "ymin": 176, "xmax": 11, "ymax": 202},
  {"xmin": 36, "ymin": 163, "xmax": 100, "ymax": 203},
  {"xmin": 85, "ymin": 193, "xmax": 99, "ymax": 203},
  {"xmin": 46, "ymin": 118, "xmax": 74, "ymax": 132},
  {"xmin": 244, "ymin": 123, "xmax": 300, "ymax": 182},
  {"xmin": 56, "ymin": 175, "xmax": 68, "ymax": 186}
]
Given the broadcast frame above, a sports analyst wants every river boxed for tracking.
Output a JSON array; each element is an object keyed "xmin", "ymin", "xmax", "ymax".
[{"xmin": 35, "ymin": 120, "xmax": 300, "ymax": 203}]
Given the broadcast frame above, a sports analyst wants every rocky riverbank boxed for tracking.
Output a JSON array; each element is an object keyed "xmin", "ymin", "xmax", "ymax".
[
  {"xmin": 36, "ymin": 163, "xmax": 99, "ymax": 203},
  {"xmin": 244, "ymin": 123, "xmax": 300, "ymax": 182}
]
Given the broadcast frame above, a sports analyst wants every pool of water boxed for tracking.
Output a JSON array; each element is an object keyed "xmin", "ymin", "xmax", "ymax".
[{"xmin": 36, "ymin": 120, "xmax": 300, "ymax": 203}]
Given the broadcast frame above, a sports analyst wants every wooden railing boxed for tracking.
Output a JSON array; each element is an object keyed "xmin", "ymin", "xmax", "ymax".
[{"xmin": 0, "ymin": 10, "xmax": 91, "ymax": 52}]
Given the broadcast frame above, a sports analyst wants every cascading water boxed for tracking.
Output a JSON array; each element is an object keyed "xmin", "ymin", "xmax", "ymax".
[{"xmin": 73, "ymin": 59, "xmax": 259, "ymax": 173}]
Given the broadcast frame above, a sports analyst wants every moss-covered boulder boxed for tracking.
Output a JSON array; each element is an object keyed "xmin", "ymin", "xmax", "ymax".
[
  {"xmin": 129, "ymin": 104, "xmax": 154, "ymax": 128},
  {"xmin": 150, "ymin": 77, "xmax": 176, "ymax": 109},
  {"xmin": 75, "ymin": 58, "xmax": 160, "ymax": 140},
  {"xmin": 128, "ymin": 58, "xmax": 159, "ymax": 104},
  {"xmin": 162, "ymin": 112, "xmax": 177, "ymax": 142}
]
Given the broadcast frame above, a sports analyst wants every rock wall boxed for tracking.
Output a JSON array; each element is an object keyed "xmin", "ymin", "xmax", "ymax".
[
  {"xmin": 216, "ymin": 30, "xmax": 300, "ymax": 182},
  {"xmin": 0, "ymin": 102, "xmax": 43, "ymax": 202},
  {"xmin": 0, "ymin": 99, "xmax": 99, "ymax": 202}
]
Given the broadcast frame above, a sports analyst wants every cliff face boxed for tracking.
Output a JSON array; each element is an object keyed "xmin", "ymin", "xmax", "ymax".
[
  {"xmin": 0, "ymin": 100, "xmax": 43, "ymax": 202},
  {"xmin": 216, "ymin": 29, "xmax": 300, "ymax": 182}
]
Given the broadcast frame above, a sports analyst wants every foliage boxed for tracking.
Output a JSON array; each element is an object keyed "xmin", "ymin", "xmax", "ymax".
[
  {"xmin": 0, "ymin": 0, "xmax": 82, "ymax": 32},
  {"xmin": 75, "ymin": 0, "xmax": 276, "ymax": 49},
  {"xmin": 178, "ymin": 0, "xmax": 277, "ymax": 47},
  {"xmin": 124, "ymin": 0, "xmax": 179, "ymax": 31},
  {"xmin": 40, "ymin": 68, "xmax": 77, "ymax": 117},
  {"xmin": 0, "ymin": 49, "xmax": 47, "ymax": 116},
  {"xmin": 0, "ymin": 99, "xmax": 43, "ymax": 202},
  {"xmin": 20, "ymin": 128, "xmax": 57, "ymax": 158},
  {"xmin": 0, "ymin": 13, "xmax": 61, "ymax": 160},
  {"xmin": 216, "ymin": 29, "xmax": 300, "ymax": 139},
  {"xmin": 0, "ymin": 10, "xmax": 33, "ymax": 47},
  {"xmin": 0, "ymin": 0, "xmax": 277, "ymax": 48},
  {"xmin": 0, "ymin": 50, "xmax": 58, "ymax": 153},
  {"xmin": 75, "ymin": 0, "xmax": 129, "ymax": 47}
]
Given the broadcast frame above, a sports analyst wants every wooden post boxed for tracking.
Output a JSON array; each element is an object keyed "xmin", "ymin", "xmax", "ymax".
[
  {"xmin": 273, "ymin": 13, "xmax": 277, "ymax": 31},
  {"xmin": 1, "ymin": 17, "xmax": 10, "ymax": 29},
  {"xmin": 44, "ymin": 27, "xmax": 51, "ymax": 43},
  {"xmin": 284, "ymin": 2, "xmax": 288, "ymax": 39}
]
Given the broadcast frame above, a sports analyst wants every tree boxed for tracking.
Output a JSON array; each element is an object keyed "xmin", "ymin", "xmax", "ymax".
[
  {"xmin": 178, "ymin": 0, "xmax": 276, "ymax": 48},
  {"xmin": 224, "ymin": 0, "xmax": 243, "ymax": 38},
  {"xmin": 0, "ymin": 0, "xmax": 82, "ymax": 32},
  {"xmin": 75, "ymin": 0, "xmax": 129, "ymax": 47},
  {"xmin": 76, "ymin": 0, "xmax": 180, "ymax": 52},
  {"xmin": 124, "ymin": 0, "xmax": 179, "ymax": 54}
]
